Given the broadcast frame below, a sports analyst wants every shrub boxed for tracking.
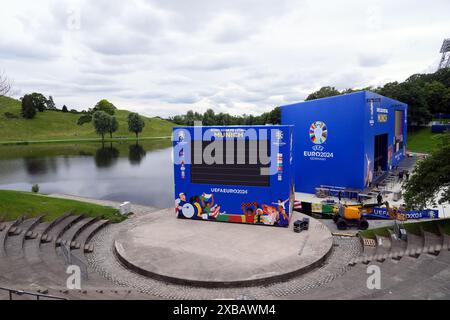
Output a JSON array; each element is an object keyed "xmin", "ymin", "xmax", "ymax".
[
  {"xmin": 77, "ymin": 114, "xmax": 92, "ymax": 125},
  {"xmin": 31, "ymin": 184, "xmax": 39, "ymax": 193},
  {"xmin": 4, "ymin": 112, "xmax": 18, "ymax": 119}
]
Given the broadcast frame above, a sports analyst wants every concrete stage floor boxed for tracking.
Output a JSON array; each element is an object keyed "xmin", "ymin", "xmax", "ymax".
[{"xmin": 114, "ymin": 209, "xmax": 333, "ymax": 287}]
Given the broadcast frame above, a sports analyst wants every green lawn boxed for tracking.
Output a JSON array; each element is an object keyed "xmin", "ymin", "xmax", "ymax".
[
  {"xmin": 407, "ymin": 127, "xmax": 443, "ymax": 154},
  {"xmin": 0, "ymin": 190, "xmax": 125, "ymax": 223},
  {"xmin": 0, "ymin": 96, "xmax": 174, "ymax": 143}
]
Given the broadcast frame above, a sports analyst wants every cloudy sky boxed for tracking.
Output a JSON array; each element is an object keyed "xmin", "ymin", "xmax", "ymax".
[{"xmin": 1, "ymin": 0, "xmax": 449, "ymax": 117}]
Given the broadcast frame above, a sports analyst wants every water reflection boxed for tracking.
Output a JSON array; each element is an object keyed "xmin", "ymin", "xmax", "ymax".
[
  {"xmin": 94, "ymin": 144, "xmax": 120, "ymax": 168},
  {"xmin": 0, "ymin": 140, "xmax": 174, "ymax": 208},
  {"xmin": 128, "ymin": 143, "xmax": 146, "ymax": 165},
  {"xmin": 23, "ymin": 157, "xmax": 58, "ymax": 175}
]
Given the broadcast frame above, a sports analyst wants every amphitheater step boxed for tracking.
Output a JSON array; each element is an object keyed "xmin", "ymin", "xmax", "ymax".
[
  {"xmin": 75, "ymin": 219, "xmax": 110, "ymax": 254},
  {"xmin": 422, "ymin": 230, "xmax": 444, "ymax": 256},
  {"xmin": 405, "ymin": 232, "xmax": 424, "ymax": 258},
  {"xmin": 45, "ymin": 214, "xmax": 84, "ymax": 243},
  {"xmin": 388, "ymin": 229, "xmax": 407, "ymax": 260},
  {"xmin": 5, "ymin": 216, "xmax": 43, "ymax": 256},
  {"xmin": 60, "ymin": 217, "xmax": 97, "ymax": 249},
  {"xmin": 374, "ymin": 235, "xmax": 391, "ymax": 262}
]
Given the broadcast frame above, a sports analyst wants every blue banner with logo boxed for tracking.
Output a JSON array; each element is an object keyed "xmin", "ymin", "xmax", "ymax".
[{"xmin": 364, "ymin": 207, "xmax": 439, "ymax": 220}]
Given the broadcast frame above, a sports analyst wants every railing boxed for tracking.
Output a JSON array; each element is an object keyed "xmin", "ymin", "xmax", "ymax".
[
  {"xmin": 0, "ymin": 286, "xmax": 66, "ymax": 300},
  {"xmin": 60, "ymin": 243, "xmax": 89, "ymax": 280}
]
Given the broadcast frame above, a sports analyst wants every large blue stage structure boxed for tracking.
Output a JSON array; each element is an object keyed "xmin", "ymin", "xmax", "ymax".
[{"xmin": 281, "ymin": 91, "xmax": 408, "ymax": 194}]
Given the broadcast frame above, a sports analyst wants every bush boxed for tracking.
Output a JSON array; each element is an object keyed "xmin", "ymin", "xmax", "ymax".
[
  {"xmin": 21, "ymin": 94, "xmax": 37, "ymax": 119},
  {"xmin": 4, "ymin": 112, "xmax": 18, "ymax": 119},
  {"xmin": 31, "ymin": 184, "xmax": 39, "ymax": 193},
  {"xmin": 77, "ymin": 114, "xmax": 92, "ymax": 125}
]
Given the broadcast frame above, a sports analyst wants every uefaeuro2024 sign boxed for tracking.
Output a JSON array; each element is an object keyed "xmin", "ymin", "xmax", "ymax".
[{"xmin": 364, "ymin": 207, "xmax": 439, "ymax": 220}]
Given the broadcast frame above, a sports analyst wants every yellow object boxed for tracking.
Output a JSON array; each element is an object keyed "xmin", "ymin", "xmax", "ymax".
[
  {"xmin": 343, "ymin": 206, "xmax": 361, "ymax": 220},
  {"xmin": 312, "ymin": 203, "xmax": 322, "ymax": 213},
  {"xmin": 194, "ymin": 202, "xmax": 202, "ymax": 217}
]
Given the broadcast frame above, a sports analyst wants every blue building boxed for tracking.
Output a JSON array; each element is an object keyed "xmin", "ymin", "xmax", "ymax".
[
  {"xmin": 173, "ymin": 125, "xmax": 295, "ymax": 227},
  {"xmin": 281, "ymin": 91, "xmax": 408, "ymax": 194}
]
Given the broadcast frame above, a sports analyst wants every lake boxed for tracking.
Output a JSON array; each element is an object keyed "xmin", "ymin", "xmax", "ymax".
[{"xmin": 0, "ymin": 140, "xmax": 174, "ymax": 208}]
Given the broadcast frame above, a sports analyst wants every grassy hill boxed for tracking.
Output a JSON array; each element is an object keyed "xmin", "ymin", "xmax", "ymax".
[
  {"xmin": 407, "ymin": 127, "xmax": 443, "ymax": 154},
  {"xmin": 0, "ymin": 96, "xmax": 174, "ymax": 143}
]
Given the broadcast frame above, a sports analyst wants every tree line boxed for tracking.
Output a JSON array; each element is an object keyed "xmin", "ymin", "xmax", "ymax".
[
  {"xmin": 305, "ymin": 68, "xmax": 450, "ymax": 126},
  {"xmin": 167, "ymin": 107, "xmax": 281, "ymax": 126},
  {"xmin": 168, "ymin": 68, "xmax": 450, "ymax": 127}
]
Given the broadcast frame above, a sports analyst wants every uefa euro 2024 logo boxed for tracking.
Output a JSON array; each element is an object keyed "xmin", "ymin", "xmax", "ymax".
[
  {"xmin": 309, "ymin": 121, "xmax": 328, "ymax": 145},
  {"xmin": 305, "ymin": 121, "xmax": 333, "ymax": 160}
]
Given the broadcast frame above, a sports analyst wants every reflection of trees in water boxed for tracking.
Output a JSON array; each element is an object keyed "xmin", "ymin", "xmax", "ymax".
[
  {"xmin": 128, "ymin": 143, "xmax": 146, "ymax": 165},
  {"xmin": 94, "ymin": 143, "xmax": 120, "ymax": 168},
  {"xmin": 23, "ymin": 157, "xmax": 58, "ymax": 175}
]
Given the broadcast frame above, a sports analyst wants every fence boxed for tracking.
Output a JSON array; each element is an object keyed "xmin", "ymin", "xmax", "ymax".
[
  {"xmin": 60, "ymin": 243, "xmax": 89, "ymax": 281},
  {"xmin": 0, "ymin": 286, "xmax": 66, "ymax": 300}
]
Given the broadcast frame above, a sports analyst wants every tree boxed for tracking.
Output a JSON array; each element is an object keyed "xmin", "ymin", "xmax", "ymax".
[
  {"xmin": 108, "ymin": 116, "xmax": 119, "ymax": 138},
  {"xmin": 443, "ymin": 89, "xmax": 450, "ymax": 115},
  {"xmin": 404, "ymin": 134, "xmax": 450, "ymax": 209},
  {"xmin": 306, "ymin": 86, "xmax": 340, "ymax": 101},
  {"xmin": 21, "ymin": 94, "xmax": 37, "ymax": 119},
  {"xmin": 62, "ymin": 105, "xmax": 68, "ymax": 112},
  {"xmin": 424, "ymin": 81, "xmax": 447, "ymax": 114},
  {"xmin": 377, "ymin": 81, "xmax": 432, "ymax": 126},
  {"xmin": 127, "ymin": 112, "xmax": 145, "ymax": 139},
  {"xmin": 93, "ymin": 111, "xmax": 111, "ymax": 142},
  {"xmin": 0, "ymin": 71, "xmax": 11, "ymax": 96},
  {"xmin": 93, "ymin": 99, "xmax": 116, "ymax": 115},
  {"xmin": 203, "ymin": 109, "xmax": 216, "ymax": 125},
  {"xmin": 29, "ymin": 93, "xmax": 48, "ymax": 112},
  {"xmin": 46, "ymin": 96, "xmax": 57, "ymax": 110}
]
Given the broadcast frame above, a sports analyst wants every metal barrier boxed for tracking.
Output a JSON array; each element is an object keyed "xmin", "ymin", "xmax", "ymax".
[
  {"xmin": 0, "ymin": 286, "xmax": 66, "ymax": 300},
  {"xmin": 61, "ymin": 243, "xmax": 89, "ymax": 280}
]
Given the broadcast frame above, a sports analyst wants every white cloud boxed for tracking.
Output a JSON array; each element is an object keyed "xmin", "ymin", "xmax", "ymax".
[{"xmin": 0, "ymin": 0, "xmax": 449, "ymax": 118}]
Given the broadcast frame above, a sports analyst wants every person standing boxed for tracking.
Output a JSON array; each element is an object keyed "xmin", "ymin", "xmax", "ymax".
[
  {"xmin": 338, "ymin": 191, "xmax": 342, "ymax": 204},
  {"xmin": 377, "ymin": 192, "xmax": 383, "ymax": 206}
]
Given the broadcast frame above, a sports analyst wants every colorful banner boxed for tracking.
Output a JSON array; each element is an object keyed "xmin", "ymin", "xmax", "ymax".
[{"xmin": 364, "ymin": 207, "xmax": 439, "ymax": 220}]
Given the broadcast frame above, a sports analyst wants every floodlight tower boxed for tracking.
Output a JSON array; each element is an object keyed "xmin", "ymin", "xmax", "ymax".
[{"xmin": 438, "ymin": 38, "xmax": 450, "ymax": 70}]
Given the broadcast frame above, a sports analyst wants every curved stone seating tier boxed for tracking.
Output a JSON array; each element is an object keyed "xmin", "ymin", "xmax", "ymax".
[
  {"xmin": 60, "ymin": 217, "xmax": 97, "ymax": 249},
  {"xmin": 0, "ymin": 219, "xmax": 22, "ymax": 258},
  {"xmin": 388, "ymin": 229, "xmax": 407, "ymax": 260},
  {"xmin": 46, "ymin": 214, "xmax": 85, "ymax": 243},
  {"xmin": 374, "ymin": 235, "xmax": 391, "ymax": 261},
  {"xmin": 405, "ymin": 232, "xmax": 425, "ymax": 258},
  {"xmin": 77, "ymin": 220, "xmax": 109, "ymax": 253},
  {"xmin": 422, "ymin": 230, "xmax": 444, "ymax": 255},
  {"xmin": 305, "ymin": 247, "xmax": 450, "ymax": 300},
  {"xmin": 5, "ymin": 216, "xmax": 42, "ymax": 257}
]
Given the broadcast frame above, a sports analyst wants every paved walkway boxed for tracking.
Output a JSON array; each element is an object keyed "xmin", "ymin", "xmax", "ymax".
[{"xmin": 48, "ymin": 193, "xmax": 160, "ymax": 217}]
